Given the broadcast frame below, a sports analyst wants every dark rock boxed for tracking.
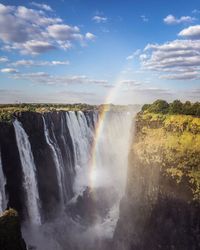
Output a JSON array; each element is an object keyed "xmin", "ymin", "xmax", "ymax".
[{"xmin": 0, "ymin": 209, "xmax": 27, "ymax": 250}]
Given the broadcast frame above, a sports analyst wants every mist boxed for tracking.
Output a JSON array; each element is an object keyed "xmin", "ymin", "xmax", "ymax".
[{"xmin": 21, "ymin": 110, "xmax": 136, "ymax": 250}]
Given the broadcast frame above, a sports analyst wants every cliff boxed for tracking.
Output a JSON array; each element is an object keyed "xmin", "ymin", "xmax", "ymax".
[
  {"xmin": 0, "ymin": 209, "xmax": 26, "ymax": 250},
  {"xmin": 114, "ymin": 112, "xmax": 200, "ymax": 250}
]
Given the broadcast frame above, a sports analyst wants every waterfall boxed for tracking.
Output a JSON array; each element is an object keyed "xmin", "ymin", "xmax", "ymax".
[
  {"xmin": 66, "ymin": 111, "xmax": 95, "ymax": 195},
  {"xmin": 0, "ymin": 109, "xmax": 136, "ymax": 250},
  {"xmin": 94, "ymin": 111, "xmax": 132, "ymax": 193},
  {"xmin": 13, "ymin": 119, "xmax": 41, "ymax": 225},
  {"xmin": 42, "ymin": 116, "xmax": 66, "ymax": 204},
  {"xmin": 0, "ymin": 151, "xmax": 7, "ymax": 213}
]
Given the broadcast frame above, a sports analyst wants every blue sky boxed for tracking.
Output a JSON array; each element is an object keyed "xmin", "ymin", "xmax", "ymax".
[{"xmin": 0, "ymin": 0, "xmax": 200, "ymax": 104}]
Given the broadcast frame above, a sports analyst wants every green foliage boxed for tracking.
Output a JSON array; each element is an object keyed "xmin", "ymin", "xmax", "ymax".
[
  {"xmin": 168, "ymin": 100, "xmax": 183, "ymax": 114},
  {"xmin": 141, "ymin": 104, "xmax": 151, "ymax": 111},
  {"xmin": 142, "ymin": 100, "xmax": 200, "ymax": 117},
  {"xmin": 148, "ymin": 99, "xmax": 169, "ymax": 114}
]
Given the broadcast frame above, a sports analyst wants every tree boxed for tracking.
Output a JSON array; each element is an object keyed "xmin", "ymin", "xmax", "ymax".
[
  {"xmin": 148, "ymin": 99, "xmax": 169, "ymax": 114},
  {"xmin": 169, "ymin": 100, "xmax": 183, "ymax": 114}
]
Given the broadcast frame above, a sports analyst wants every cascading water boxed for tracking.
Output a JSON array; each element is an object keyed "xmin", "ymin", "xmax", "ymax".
[
  {"xmin": 13, "ymin": 119, "xmax": 41, "ymax": 225},
  {"xmin": 0, "ymin": 151, "xmax": 7, "ymax": 213},
  {"xmin": 0, "ymin": 109, "xmax": 136, "ymax": 250},
  {"xmin": 66, "ymin": 111, "xmax": 96, "ymax": 195},
  {"xmin": 42, "ymin": 116, "xmax": 66, "ymax": 205}
]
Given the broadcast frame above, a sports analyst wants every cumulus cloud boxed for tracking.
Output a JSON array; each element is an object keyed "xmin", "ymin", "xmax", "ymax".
[
  {"xmin": 1, "ymin": 68, "xmax": 18, "ymax": 73},
  {"xmin": 164, "ymin": 14, "xmax": 196, "ymax": 25},
  {"xmin": 0, "ymin": 3, "xmax": 95, "ymax": 55},
  {"xmin": 140, "ymin": 39, "xmax": 200, "ymax": 80},
  {"xmin": 92, "ymin": 15, "xmax": 107, "ymax": 23},
  {"xmin": 178, "ymin": 25, "xmax": 200, "ymax": 39},
  {"xmin": 31, "ymin": 2, "xmax": 53, "ymax": 12},
  {"xmin": 9, "ymin": 60, "xmax": 69, "ymax": 67}
]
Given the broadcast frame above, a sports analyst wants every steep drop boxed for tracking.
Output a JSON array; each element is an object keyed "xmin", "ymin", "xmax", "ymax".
[{"xmin": 13, "ymin": 119, "xmax": 41, "ymax": 225}]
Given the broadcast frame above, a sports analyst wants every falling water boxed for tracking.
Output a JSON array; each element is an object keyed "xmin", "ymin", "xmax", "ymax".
[
  {"xmin": 13, "ymin": 119, "xmax": 41, "ymax": 225},
  {"xmin": 42, "ymin": 116, "xmax": 66, "ymax": 205},
  {"xmin": 8, "ymin": 110, "xmax": 135, "ymax": 250},
  {"xmin": 0, "ymin": 151, "xmax": 7, "ymax": 213},
  {"xmin": 66, "ymin": 111, "xmax": 95, "ymax": 195}
]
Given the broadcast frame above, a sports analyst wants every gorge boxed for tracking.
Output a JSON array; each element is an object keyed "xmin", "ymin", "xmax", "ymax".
[
  {"xmin": 0, "ymin": 101, "xmax": 200, "ymax": 250},
  {"xmin": 0, "ymin": 107, "xmax": 135, "ymax": 249}
]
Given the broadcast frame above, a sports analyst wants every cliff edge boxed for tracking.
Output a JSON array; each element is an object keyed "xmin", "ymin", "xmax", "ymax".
[{"xmin": 114, "ymin": 111, "xmax": 200, "ymax": 250}]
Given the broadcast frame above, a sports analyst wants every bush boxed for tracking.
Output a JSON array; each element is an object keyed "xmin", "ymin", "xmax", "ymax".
[{"xmin": 148, "ymin": 100, "xmax": 169, "ymax": 114}]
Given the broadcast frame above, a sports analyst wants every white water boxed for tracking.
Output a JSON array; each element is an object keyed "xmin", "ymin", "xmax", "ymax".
[
  {"xmin": 89, "ymin": 111, "xmax": 134, "ymax": 236},
  {"xmin": 42, "ymin": 116, "xmax": 66, "ymax": 205},
  {"xmin": 19, "ymin": 110, "xmax": 135, "ymax": 250},
  {"xmin": 66, "ymin": 111, "xmax": 95, "ymax": 195},
  {"xmin": 0, "ymin": 151, "xmax": 7, "ymax": 213},
  {"xmin": 13, "ymin": 119, "xmax": 41, "ymax": 225}
]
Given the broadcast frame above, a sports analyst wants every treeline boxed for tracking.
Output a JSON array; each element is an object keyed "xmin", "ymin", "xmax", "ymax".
[
  {"xmin": 142, "ymin": 100, "xmax": 200, "ymax": 117},
  {"xmin": 0, "ymin": 103, "xmax": 97, "ymax": 122},
  {"xmin": 0, "ymin": 103, "xmax": 97, "ymax": 110}
]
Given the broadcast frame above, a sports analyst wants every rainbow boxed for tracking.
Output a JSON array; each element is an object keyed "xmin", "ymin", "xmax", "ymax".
[{"xmin": 89, "ymin": 79, "xmax": 124, "ymax": 188}]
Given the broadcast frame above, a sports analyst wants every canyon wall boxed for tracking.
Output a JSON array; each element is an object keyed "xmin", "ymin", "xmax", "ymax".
[{"xmin": 114, "ymin": 112, "xmax": 200, "ymax": 250}]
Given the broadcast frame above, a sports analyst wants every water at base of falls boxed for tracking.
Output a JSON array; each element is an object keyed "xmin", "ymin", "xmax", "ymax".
[{"xmin": 3, "ymin": 110, "xmax": 136, "ymax": 250}]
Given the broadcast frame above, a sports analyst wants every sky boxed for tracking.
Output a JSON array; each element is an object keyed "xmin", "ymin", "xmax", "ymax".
[{"xmin": 0, "ymin": 0, "xmax": 200, "ymax": 104}]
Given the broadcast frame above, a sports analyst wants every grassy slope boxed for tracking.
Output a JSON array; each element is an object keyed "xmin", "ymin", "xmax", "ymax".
[{"xmin": 133, "ymin": 112, "xmax": 200, "ymax": 200}]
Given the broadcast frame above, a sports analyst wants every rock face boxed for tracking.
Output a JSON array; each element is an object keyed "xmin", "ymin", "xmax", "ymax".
[
  {"xmin": 0, "ymin": 209, "xmax": 26, "ymax": 250},
  {"xmin": 113, "ymin": 112, "xmax": 200, "ymax": 250}
]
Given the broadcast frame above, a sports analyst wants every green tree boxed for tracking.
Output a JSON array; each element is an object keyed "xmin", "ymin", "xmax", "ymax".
[
  {"xmin": 148, "ymin": 100, "xmax": 169, "ymax": 114},
  {"xmin": 169, "ymin": 100, "xmax": 183, "ymax": 114}
]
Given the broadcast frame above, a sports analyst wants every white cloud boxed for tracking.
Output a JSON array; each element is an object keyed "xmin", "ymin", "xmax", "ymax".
[
  {"xmin": 141, "ymin": 39, "xmax": 200, "ymax": 80},
  {"xmin": 120, "ymin": 80, "xmax": 142, "ymax": 86},
  {"xmin": 160, "ymin": 71, "xmax": 199, "ymax": 80},
  {"xmin": 22, "ymin": 40, "xmax": 56, "ymax": 55},
  {"xmin": 10, "ymin": 72, "xmax": 108, "ymax": 86},
  {"xmin": 92, "ymin": 15, "xmax": 107, "ymax": 23},
  {"xmin": 0, "ymin": 3, "xmax": 94, "ymax": 55},
  {"xmin": 85, "ymin": 32, "xmax": 96, "ymax": 40},
  {"xmin": 31, "ymin": 2, "xmax": 53, "ymax": 12},
  {"xmin": 141, "ymin": 15, "xmax": 149, "ymax": 22},
  {"xmin": 164, "ymin": 14, "xmax": 196, "ymax": 25},
  {"xmin": 178, "ymin": 25, "xmax": 200, "ymax": 39},
  {"xmin": 47, "ymin": 24, "xmax": 82, "ymax": 41},
  {"xmin": 0, "ymin": 57, "xmax": 8, "ymax": 63},
  {"xmin": 10, "ymin": 60, "xmax": 69, "ymax": 67},
  {"xmin": 192, "ymin": 9, "xmax": 200, "ymax": 14},
  {"xmin": 126, "ymin": 49, "xmax": 141, "ymax": 60},
  {"xmin": 1, "ymin": 68, "xmax": 18, "ymax": 73}
]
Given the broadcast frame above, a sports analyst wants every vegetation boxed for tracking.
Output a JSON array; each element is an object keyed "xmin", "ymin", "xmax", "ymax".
[
  {"xmin": 142, "ymin": 99, "xmax": 200, "ymax": 117},
  {"xmin": 134, "ymin": 112, "xmax": 200, "ymax": 200},
  {"xmin": 0, "ymin": 103, "xmax": 139, "ymax": 122},
  {"xmin": 0, "ymin": 103, "xmax": 97, "ymax": 122}
]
